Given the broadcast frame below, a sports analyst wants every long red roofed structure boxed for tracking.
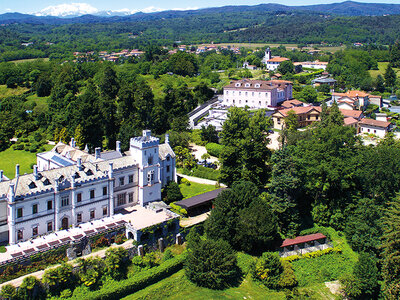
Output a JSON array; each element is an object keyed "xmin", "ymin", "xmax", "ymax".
[{"xmin": 281, "ymin": 233, "xmax": 326, "ymax": 248}]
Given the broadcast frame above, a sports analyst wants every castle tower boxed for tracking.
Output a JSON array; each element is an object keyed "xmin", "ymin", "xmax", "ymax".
[{"xmin": 130, "ymin": 130, "xmax": 161, "ymax": 206}]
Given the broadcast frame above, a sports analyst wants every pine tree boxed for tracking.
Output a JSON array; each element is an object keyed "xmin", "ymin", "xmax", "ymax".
[
  {"xmin": 390, "ymin": 41, "xmax": 400, "ymax": 68},
  {"xmin": 375, "ymin": 75, "xmax": 385, "ymax": 93},
  {"xmin": 384, "ymin": 63, "xmax": 397, "ymax": 89}
]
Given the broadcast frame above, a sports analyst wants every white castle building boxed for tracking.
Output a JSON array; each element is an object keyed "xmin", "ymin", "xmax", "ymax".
[
  {"xmin": 0, "ymin": 130, "xmax": 176, "ymax": 245},
  {"xmin": 222, "ymin": 79, "xmax": 293, "ymax": 108}
]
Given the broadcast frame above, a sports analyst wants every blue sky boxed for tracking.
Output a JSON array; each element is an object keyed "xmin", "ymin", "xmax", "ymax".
[{"xmin": 1, "ymin": 0, "xmax": 399, "ymax": 15}]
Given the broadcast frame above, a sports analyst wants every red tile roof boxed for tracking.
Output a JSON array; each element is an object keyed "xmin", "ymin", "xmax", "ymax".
[
  {"xmin": 344, "ymin": 117, "xmax": 358, "ymax": 126},
  {"xmin": 281, "ymin": 233, "xmax": 326, "ymax": 248},
  {"xmin": 339, "ymin": 109, "xmax": 363, "ymax": 120},
  {"xmin": 359, "ymin": 118, "xmax": 391, "ymax": 128},
  {"xmin": 281, "ymin": 99, "xmax": 304, "ymax": 108},
  {"xmin": 268, "ymin": 57, "xmax": 290, "ymax": 63},
  {"xmin": 277, "ymin": 106, "xmax": 322, "ymax": 117}
]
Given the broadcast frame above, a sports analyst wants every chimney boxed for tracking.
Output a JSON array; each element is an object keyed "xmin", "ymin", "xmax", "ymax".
[
  {"xmin": 71, "ymin": 137, "xmax": 75, "ymax": 148},
  {"xmin": 15, "ymin": 164, "xmax": 20, "ymax": 178},
  {"xmin": 9, "ymin": 183, "xmax": 15, "ymax": 203},
  {"xmin": 108, "ymin": 162, "xmax": 113, "ymax": 179},
  {"xmin": 33, "ymin": 165, "xmax": 38, "ymax": 180},
  {"xmin": 0, "ymin": 170, "xmax": 3, "ymax": 182},
  {"xmin": 77, "ymin": 157, "xmax": 83, "ymax": 171},
  {"xmin": 165, "ymin": 134, "xmax": 169, "ymax": 144},
  {"xmin": 95, "ymin": 147, "xmax": 101, "ymax": 160},
  {"xmin": 116, "ymin": 141, "xmax": 121, "ymax": 154}
]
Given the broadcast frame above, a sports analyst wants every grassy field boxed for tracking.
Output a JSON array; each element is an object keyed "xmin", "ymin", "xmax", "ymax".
[
  {"xmin": 26, "ymin": 94, "xmax": 49, "ymax": 109},
  {"xmin": 0, "ymin": 144, "xmax": 53, "ymax": 179},
  {"xmin": 122, "ymin": 270, "xmax": 286, "ymax": 300},
  {"xmin": 369, "ymin": 62, "xmax": 400, "ymax": 79},
  {"xmin": 10, "ymin": 58, "xmax": 49, "ymax": 64},
  {"xmin": 179, "ymin": 181, "xmax": 216, "ymax": 199},
  {"xmin": 0, "ymin": 85, "xmax": 29, "ymax": 98},
  {"xmin": 195, "ymin": 43, "xmax": 345, "ymax": 53}
]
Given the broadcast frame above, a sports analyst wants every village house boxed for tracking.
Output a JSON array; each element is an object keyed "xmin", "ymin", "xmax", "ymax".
[
  {"xmin": 222, "ymin": 79, "xmax": 293, "ymax": 109},
  {"xmin": 262, "ymin": 48, "xmax": 290, "ymax": 71},
  {"xmin": 358, "ymin": 118, "xmax": 393, "ymax": 138},
  {"xmin": 272, "ymin": 106, "xmax": 322, "ymax": 129},
  {"xmin": 332, "ymin": 90, "xmax": 372, "ymax": 110}
]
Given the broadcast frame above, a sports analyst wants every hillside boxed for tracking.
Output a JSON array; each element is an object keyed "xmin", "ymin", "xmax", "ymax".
[{"xmin": 1, "ymin": 1, "xmax": 400, "ymax": 25}]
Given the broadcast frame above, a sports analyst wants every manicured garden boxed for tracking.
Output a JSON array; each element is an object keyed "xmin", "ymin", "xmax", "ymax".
[
  {"xmin": 179, "ymin": 181, "xmax": 216, "ymax": 199},
  {"xmin": 0, "ymin": 144, "xmax": 53, "ymax": 179}
]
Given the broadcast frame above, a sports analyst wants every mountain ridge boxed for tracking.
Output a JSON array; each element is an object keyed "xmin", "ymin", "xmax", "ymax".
[{"xmin": 1, "ymin": 1, "xmax": 400, "ymax": 25}]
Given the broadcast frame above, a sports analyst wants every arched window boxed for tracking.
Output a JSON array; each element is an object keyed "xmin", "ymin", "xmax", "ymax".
[{"xmin": 147, "ymin": 170, "xmax": 155, "ymax": 185}]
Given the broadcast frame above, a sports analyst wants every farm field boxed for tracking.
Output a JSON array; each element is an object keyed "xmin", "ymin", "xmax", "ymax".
[{"xmin": 10, "ymin": 58, "xmax": 49, "ymax": 64}]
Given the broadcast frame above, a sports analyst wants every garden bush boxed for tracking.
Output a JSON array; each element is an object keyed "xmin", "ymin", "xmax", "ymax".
[
  {"xmin": 282, "ymin": 247, "xmax": 342, "ymax": 262},
  {"xmin": 70, "ymin": 255, "xmax": 185, "ymax": 300},
  {"xmin": 169, "ymin": 202, "xmax": 187, "ymax": 216},
  {"xmin": 205, "ymin": 142, "xmax": 223, "ymax": 157}
]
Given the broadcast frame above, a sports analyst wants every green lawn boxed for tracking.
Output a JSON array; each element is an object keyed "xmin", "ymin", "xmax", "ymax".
[
  {"xmin": 0, "ymin": 144, "xmax": 53, "ymax": 179},
  {"xmin": 179, "ymin": 181, "xmax": 216, "ymax": 199},
  {"xmin": 369, "ymin": 62, "xmax": 400, "ymax": 79},
  {"xmin": 122, "ymin": 270, "xmax": 286, "ymax": 300},
  {"xmin": 292, "ymin": 228, "xmax": 358, "ymax": 287},
  {"xmin": 26, "ymin": 94, "xmax": 49, "ymax": 108}
]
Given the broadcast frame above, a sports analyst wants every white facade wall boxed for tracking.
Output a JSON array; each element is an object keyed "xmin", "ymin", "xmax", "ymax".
[
  {"xmin": 360, "ymin": 125, "xmax": 388, "ymax": 138},
  {"xmin": 299, "ymin": 63, "xmax": 327, "ymax": 70},
  {"xmin": 224, "ymin": 89, "xmax": 273, "ymax": 108},
  {"xmin": 113, "ymin": 167, "xmax": 139, "ymax": 209},
  {"xmin": 160, "ymin": 156, "xmax": 176, "ymax": 186},
  {"xmin": 267, "ymin": 61, "xmax": 280, "ymax": 71}
]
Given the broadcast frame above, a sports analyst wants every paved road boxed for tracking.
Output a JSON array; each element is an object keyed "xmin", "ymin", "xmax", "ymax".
[
  {"xmin": 0, "ymin": 240, "xmax": 133, "ymax": 289},
  {"xmin": 189, "ymin": 143, "xmax": 219, "ymax": 163},
  {"xmin": 177, "ymin": 173, "xmax": 226, "ymax": 187}
]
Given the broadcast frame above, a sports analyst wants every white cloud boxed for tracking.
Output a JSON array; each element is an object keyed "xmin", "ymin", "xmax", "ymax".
[
  {"xmin": 171, "ymin": 7, "xmax": 199, "ymax": 11},
  {"xmin": 5, "ymin": 8, "xmax": 11, "ymax": 12},
  {"xmin": 35, "ymin": 3, "xmax": 98, "ymax": 17}
]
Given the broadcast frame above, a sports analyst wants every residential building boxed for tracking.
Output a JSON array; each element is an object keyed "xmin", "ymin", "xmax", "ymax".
[
  {"xmin": 222, "ymin": 79, "xmax": 293, "ymax": 109},
  {"xmin": 358, "ymin": 118, "xmax": 393, "ymax": 138},
  {"xmin": 262, "ymin": 47, "xmax": 290, "ymax": 71},
  {"xmin": 332, "ymin": 90, "xmax": 371, "ymax": 110},
  {"xmin": 0, "ymin": 130, "xmax": 176, "ymax": 245},
  {"xmin": 294, "ymin": 60, "xmax": 328, "ymax": 70},
  {"xmin": 272, "ymin": 106, "xmax": 322, "ymax": 129}
]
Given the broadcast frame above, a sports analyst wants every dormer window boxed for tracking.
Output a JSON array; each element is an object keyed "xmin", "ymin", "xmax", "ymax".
[
  {"xmin": 85, "ymin": 169, "xmax": 93, "ymax": 176},
  {"xmin": 74, "ymin": 172, "xmax": 80, "ymax": 179},
  {"xmin": 255, "ymin": 84, "xmax": 260, "ymax": 88},
  {"xmin": 43, "ymin": 178, "xmax": 51, "ymax": 186},
  {"xmin": 58, "ymin": 175, "xmax": 64, "ymax": 182},
  {"xmin": 245, "ymin": 83, "xmax": 251, "ymax": 87},
  {"xmin": 28, "ymin": 182, "xmax": 37, "ymax": 189},
  {"xmin": 235, "ymin": 83, "xmax": 241, "ymax": 87}
]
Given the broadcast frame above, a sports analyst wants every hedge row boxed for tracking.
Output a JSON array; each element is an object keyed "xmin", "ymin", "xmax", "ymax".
[
  {"xmin": 179, "ymin": 166, "xmax": 220, "ymax": 181},
  {"xmin": 282, "ymin": 246, "xmax": 342, "ymax": 262},
  {"xmin": 70, "ymin": 254, "xmax": 186, "ymax": 300},
  {"xmin": 205, "ymin": 143, "xmax": 223, "ymax": 158},
  {"xmin": 170, "ymin": 202, "xmax": 188, "ymax": 216}
]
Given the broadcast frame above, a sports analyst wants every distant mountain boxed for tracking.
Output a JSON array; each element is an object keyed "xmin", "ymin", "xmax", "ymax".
[
  {"xmin": 1, "ymin": 1, "xmax": 400, "ymax": 25},
  {"xmin": 297, "ymin": 1, "xmax": 400, "ymax": 16}
]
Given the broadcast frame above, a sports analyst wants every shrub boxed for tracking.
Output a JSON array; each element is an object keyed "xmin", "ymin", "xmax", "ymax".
[
  {"xmin": 169, "ymin": 202, "xmax": 187, "ymax": 216},
  {"xmin": 205, "ymin": 143, "xmax": 223, "ymax": 157},
  {"xmin": 115, "ymin": 233, "xmax": 127, "ymax": 245},
  {"xmin": 70, "ymin": 255, "xmax": 185, "ymax": 300},
  {"xmin": 282, "ymin": 247, "xmax": 342, "ymax": 262},
  {"xmin": 164, "ymin": 181, "xmax": 183, "ymax": 204},
  {"xmin": 180, "ymin": 178, "xmax": 190, "ymax": 186},
  {"xmin": 92, "ymin": 236, "xmax": 109, "ymax": 249},
  {"xmin": 251, "ymin": 252, "xmax": 283, "ymax": 289},
  {"xmin": 162, "ymin": 249, "xmax": 174, "ymax": 262},
  {"xmin": 1, "ymin": 284, "xmax": 17, "ymax": 299},
  {"xmin": 12, "ymin": 144, "xmax": 24, "ymax": 150},
  {"xmin": 278, "ymin": 261, "xmax": 298, "ymax": 289}
]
